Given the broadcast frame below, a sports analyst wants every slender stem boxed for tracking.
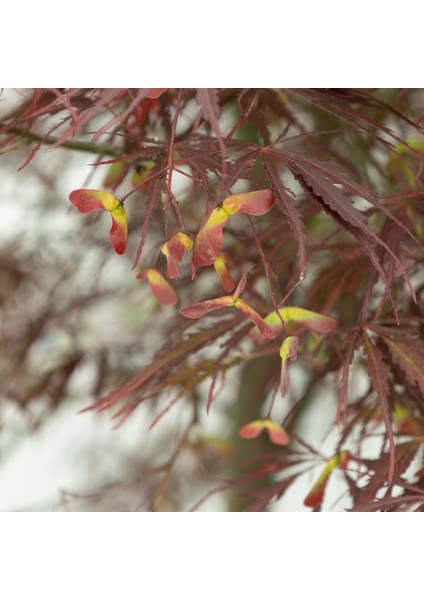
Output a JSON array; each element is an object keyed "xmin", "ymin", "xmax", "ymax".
[
  {"xmin": 4, "ymin": 126, "xmax": 120, "ymax": 157},
  {"xmin": 226, "ymin": 91, "xmax": 259, "ymax": 140},
  {"xmin": 164, "ymin": 89, "xmax": 185, "ymax": 230},
  {"xmin": 246, "ymin": 215, "xmax": 280, "ymax": 314}
]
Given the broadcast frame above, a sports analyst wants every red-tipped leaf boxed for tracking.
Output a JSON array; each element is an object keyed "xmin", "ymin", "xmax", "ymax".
[
  {"xmin": 222, "ymin": 189, "xmax": 275, "ymax": 216},
  {"xmin": 304, "ymin": 482, "xmax": 328, "ymax": 508},
  {"xmin": 69, "ymin": 189, "xmax": 128, "ymax": 254},
  {"xmin": 238, "ymin": 421, "xmax": 263, "ymax": 440},
  {"xmin": 162, "ymin": 232, "xmax": 193, "ymax": 279},
  {"xmin": 162, "ymin": 251, "xmax": 180, "ymax": 279},
  {"xmin": 137, "ymin": 269, "xmax": 178, "ymax": 305},
  {"xmin": 110, "ymin": 206, "xmax": 128, "ymax": 255},
  {"xmin": 239, "ymin": 419, "xmax": 290, "ymax": 446},
  {"xmin": 213, "ymin": 253, "xmax": 235, "ymax": 293},
  {"xmin": 69, "ymin": 189, "xmax": 121, "ymax": 212},
  {"xmin": 193, "ymin": 191, "xmax": 274, "ymax": 267},
  {"xmin": 193, "ymin": 206, "xmax": 229, "ymax": 267},
  {"xmin": 267, "ymin": 423, "xmax": 291, "ymax": 445},
  {"xmin": 235, "ymin": 298, "xmax": 276, "ymax": 339},
  {"xmin": 303, "ymin": 451, "xmax": 349, "ymax": 508},
  {"xmin": 339, "ymin": 450, "xmax": 351, "ymax": 470},
  {"xmin": 180, "ymin": 274, "xmax": 273, "ymax": 338},
  {"xmin": 233, "ymin": 272, "xmax": 247, "ymax": 298},
  {"xmin": 179, "ymin": 296, "xmax": 234, "ymax": 318},
  {"xmin": 167, "ymin": 232, "xmax": 193, "ymax": 261}
]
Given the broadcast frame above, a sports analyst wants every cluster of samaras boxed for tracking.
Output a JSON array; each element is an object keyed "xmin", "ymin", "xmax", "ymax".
[{"xmin": 69, "ymin": 188, "xmax": 338, "ymax": 454}]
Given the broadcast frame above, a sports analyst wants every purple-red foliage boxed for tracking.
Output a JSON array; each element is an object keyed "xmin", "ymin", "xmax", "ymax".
[{"xmin": 4, "ymin": 88, "xmax": 424, "ymax": 511}]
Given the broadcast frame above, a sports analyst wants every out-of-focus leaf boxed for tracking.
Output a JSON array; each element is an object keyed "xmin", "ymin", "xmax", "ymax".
[
  {"xmin": 213, "ymin": 253, "xmax": 235, "ymax": 293},
  {"xmin": 146, "ymin": 89, "xmax": 167, "ymax": 99},
  {"xmin": 130, "ymin": 161, "xmax": 156, "ymax": 187},
  {"xmin": 161, "ymin": 232, "xmax": 193, "ymax": 279},
  {"xmin": 179, "ymin": 296, "xmax": 234, "ymax": 318},
  {"xmin": 279, "ymin": 335, "xmax": 299, "ymax": 397},
  {"xmin": 393, "ymin": 404, "xmax": 424, "ymax": 437},
  {"xmin": 137, "ymin": 269, "xmax": 178, "ymax": 305},
  {"xmin": 239, "ymin": 419, "xmax": 290, "ymax": 446},
  {"xmin": 304, "ymin": 450, "xmax": 350, "ymax": 508},
  {"xmin": 103, "ymin": 162, "xmax": 129, "ymax": 190}
]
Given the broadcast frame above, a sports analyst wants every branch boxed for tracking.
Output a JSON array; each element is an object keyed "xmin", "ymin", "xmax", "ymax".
[{"xmin": 3, "ymin": 126, "xmax": 120, "ymax": 157}]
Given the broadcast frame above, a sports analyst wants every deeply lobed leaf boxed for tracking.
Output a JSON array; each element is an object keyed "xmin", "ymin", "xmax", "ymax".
[
  {"xmin": 263, "ymin": 157, "xmax": 307, "ymax": 276},
  {"xmin": 372, "ymin": 326, "xmax": 424, "ymax": 397},
  {"xmin": 364, "ymin": 334, "xmax": 395, "ymax": 485}
]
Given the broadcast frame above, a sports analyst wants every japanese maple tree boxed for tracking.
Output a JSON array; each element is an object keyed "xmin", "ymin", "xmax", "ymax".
[{"xmin": 2, "ymin": 88, "xmax": 424, "ymax": 511}]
